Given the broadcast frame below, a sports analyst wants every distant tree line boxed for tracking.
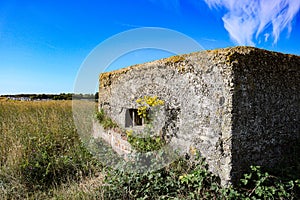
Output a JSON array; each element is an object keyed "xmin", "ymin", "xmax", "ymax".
[{"xmin": 1, "ymin": 93, "xmax": 98, "ymax": 101}]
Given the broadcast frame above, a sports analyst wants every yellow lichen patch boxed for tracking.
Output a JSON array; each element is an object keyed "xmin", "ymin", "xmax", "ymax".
[
  {"xmin": 189, "ymin": 146, "xmax": 197, "ymax": 156},
  {"xmin": 225, "ymin": 53, "xmax": 235, "ymax": 65},
  {"xmin": 207, "ymin": 49, "xmax": 219, "ymax": 54},
  {"xmin": 99, "ymin": 63, "xmax": 145, "ymax": 88},
  {"xmin": 177, "ymin": 65, "xmax": 186, "ymax": 73},
  {"xmin": 164, "ymin": 55, "xmax": 185, "ymax": 64}
]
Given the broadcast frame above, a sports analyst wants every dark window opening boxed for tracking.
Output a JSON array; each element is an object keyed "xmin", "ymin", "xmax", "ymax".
[{"xmin": 125, "ymin": 109, "xmax": 143, "ymax": 127}]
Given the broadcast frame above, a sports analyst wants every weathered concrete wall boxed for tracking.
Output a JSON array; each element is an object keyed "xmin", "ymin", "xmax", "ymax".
[
  {"xmin": 98, "ymin": 46, "xmax": 300, "ymax": 185},
  {"xmin": 229, "ymin": 48, "xmax": 300, "ymax": 182}
]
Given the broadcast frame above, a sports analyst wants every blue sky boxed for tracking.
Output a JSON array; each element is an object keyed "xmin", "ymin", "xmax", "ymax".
[{"xmin": 0, "ymin": 0, "xmax": 299, "ymax": 95}]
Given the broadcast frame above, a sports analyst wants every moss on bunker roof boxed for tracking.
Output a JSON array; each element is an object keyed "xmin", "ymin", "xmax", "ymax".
[{"xmin": 99, "ymin": 46, "xmax": 299, "ymax": 88}]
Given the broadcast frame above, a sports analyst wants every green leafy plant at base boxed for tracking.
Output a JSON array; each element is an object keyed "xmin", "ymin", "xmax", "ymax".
[
  {"xmin": 102, "ymin": 152, "xmax": 222, "ymax": 199},
  {"xmin": 126, "ymin": 130, "xmax": 165, "ymax": 153},
  {"xmin": 238, "ymin": 165, "xmax": 300, "ymax": 199},
  {"xmin": 101, "ymin": 149, "xmax": 300, "ymax": 200},
  {"xmin": 95, "ymin": 108, "xmax": 118, "ymax": 130}
]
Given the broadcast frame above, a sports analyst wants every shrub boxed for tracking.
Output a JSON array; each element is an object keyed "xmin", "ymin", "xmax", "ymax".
[
  {"xmin": 102, "ymin": 153, "xmax": 221, "ymax": 199},
  {"xmin": 95, "ymin": 109, "xmax": 118, "ymax": 130},
  {"xmin": 101, "ymin": 151, "xmax": 300, "ymax": 199},
  {"xmin": 238, "ymin": 165, "xmax": 300, "ymax": 199},
  {"xmin": 126, "ymin": 130, "xmax": 165, "ymax": 153},
  {"xmin": 20, "ymin": 138, "xmax": 95, "ymax": 190}
]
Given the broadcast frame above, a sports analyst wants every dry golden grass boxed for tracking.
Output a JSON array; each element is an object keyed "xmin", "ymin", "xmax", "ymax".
[
  {"xmin": 0, "ymin": 97, "xmax": 7, "ymax": 102},
  {"xmin": 1, "ymin": 101, "xmax": 71, "ymax": 168},
  {"xmin": 0, "ymin": 100, "xmax": 104, "ymax": 199}
]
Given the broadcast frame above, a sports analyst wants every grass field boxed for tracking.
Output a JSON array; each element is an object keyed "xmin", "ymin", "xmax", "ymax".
[
  {"xmin": 1, "ymin": 100, "xmax": 299, "ymax": 199},
  {"xmin": 0, "ymin": 100, "xmax": 104, "ymax": 199}
]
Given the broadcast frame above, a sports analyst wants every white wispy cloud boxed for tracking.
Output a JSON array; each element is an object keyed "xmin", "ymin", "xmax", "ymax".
[
  {"xmin": 264, "ymin": 33, "xmax": 270, "ymax": 42},
  {"xmin": 204, "ymin": 0, "xmax": 300, "ymax": 45}
]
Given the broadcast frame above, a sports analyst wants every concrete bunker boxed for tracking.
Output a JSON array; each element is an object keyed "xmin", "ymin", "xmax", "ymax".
[{"xmin": 97, "ymin": 46, "xmax": 300, "ymax": 185}]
